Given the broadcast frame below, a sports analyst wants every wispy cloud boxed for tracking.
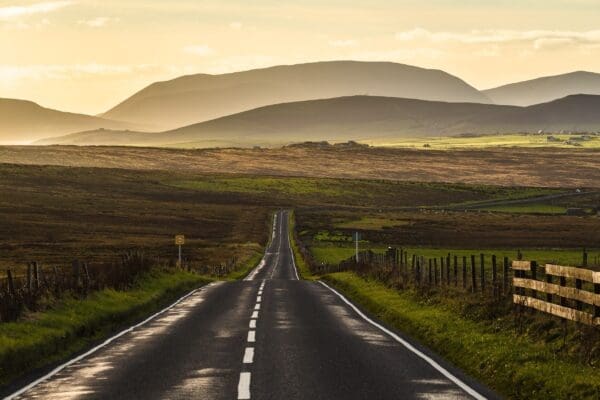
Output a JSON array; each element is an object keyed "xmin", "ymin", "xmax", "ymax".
[
  {"xmin": 183, "ymin": 44, "xmax": 214, "ymax": 56},
  {"xmin": 229, "ymin": 21, "xmax": 242, "ymax": 30},
  {"xmin": 0, "ymin": 1, "xmax": 73, "ymax": 20},
  {"xmin": 395, "ymin": 27, "xmax": 600, "ymax": 49},
  {"xmin": 77, "ymin": 16, "xmax": 119, "ymax": 28},
  {"xmin": 329, "ymin": 39, "xmax": 358, "ymax": 47}
]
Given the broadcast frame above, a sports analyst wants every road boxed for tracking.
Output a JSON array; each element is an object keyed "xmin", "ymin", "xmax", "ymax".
[{"xmin": 6, "ymin": 210, "xmax": 499, "ymax": 400}]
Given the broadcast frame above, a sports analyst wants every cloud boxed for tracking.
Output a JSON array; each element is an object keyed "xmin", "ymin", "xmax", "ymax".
[
  {"xmin": 77, "ymin": 16, "xmax": 119, "ymax": 28},
  {"xmin": 0, "ymin": 63, "xmax": 168, "ymax": 83},
  {"xmin": 0, "ymin": 1, "xmax": 73, "ymax": 20},
  {"xmin": 229, "ymin": 21, "xmax": 242, "ymax": 30},
  {"xmin": 329, "ymin": 39, "xmax": 358, "ymax": 47},
  {"xmin": 395, "ymin": 27, "xmax": 600, "ymax": 49},
  {"xmin": 183, "ymin": 44, "xmax": 214, "ymax": 56}
]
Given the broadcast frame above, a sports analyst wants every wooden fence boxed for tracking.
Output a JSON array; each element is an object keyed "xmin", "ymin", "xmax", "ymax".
[{"xmin": 512, "ymin": 261, "xmax": 600, "ymax": 325}]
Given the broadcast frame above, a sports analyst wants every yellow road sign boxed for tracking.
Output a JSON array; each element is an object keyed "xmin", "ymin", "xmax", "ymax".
[{"xmin": 175, "ymin": 235, "xmax": 185, "ymax": 245}]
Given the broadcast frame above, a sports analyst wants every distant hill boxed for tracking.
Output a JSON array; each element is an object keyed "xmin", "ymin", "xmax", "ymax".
[
  {"xmin": 101, "ymin": 61, "xmax": 491, "ymax": 130},
  {"xmin": 38, "ymin": 95, "xmax": 600, "ymax": 147},
  {"xmin": 0, "ymin": 98, "xmax": 132, "ymax": 144},
  {"xmin": 484, "ymin": 71, "xmax": 600, "ymax": 106}
]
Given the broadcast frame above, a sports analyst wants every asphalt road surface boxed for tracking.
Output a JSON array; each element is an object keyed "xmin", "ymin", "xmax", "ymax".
[{"xmin": 6, "ymin": 210, "xmax": 499, "ymax": 400}]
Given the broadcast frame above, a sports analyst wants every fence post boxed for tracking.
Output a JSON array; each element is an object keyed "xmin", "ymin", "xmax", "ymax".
[
  {"xmin": 480, "ymin": 254, "xmax": 485, "ymax": 293},
  {"xmin": 503, "ymin": 257, "xmax": 509, "ymax": 294},
  {"xmin": 429, "ymin": 259, "xmax": 433, "ymax": 286},
  {"xmin": 583, "ymin": 248, "xmax": 588, "ymax": 267},
  {"xmin": 492, "ymin": 255, "xmax": 498, "ymax": 298},
  {"xmin": 559, "ymin": 270, "xmax": 567, "ymax": 307},
  {"xmin": 33, "ymin": 261, "xmax": 40, "ymax": 291},
  {"xmin": 416, "ymin": 258, "xmax": 421, "ymax": 286},
  {"xmin": 27, "ymin": 263, "xmax": 32, "ymax": 293},
  {"xmin": 462, "ymin": 256, "xmax": 467, "ymax": 289},
  {"xmin": 575, "ymin": 278, "xmax": 583, "ymax": 310},
  {"xmin": 446, "ymin": 254, "xmax": 451, "ymax": 285},
  {"xmin": 436, "ymin": 258, "xmax": 440, "ymax": 286},
  {"xmin": 411, "ymin": 255, "xmax": 416, "ymax": 274},
  {"xmin": 595, "ymin": 283, "xmax": 600, "ymax": 319},
  {"xmin": 6, "ymin": 269, "xmax": 15, "ymax": 297},
  {"xmin": 453, "ymin": 255, "xmax": 458, "ymax": 286},
  {"xmin": 545, "ymin": 270, "xmax": 553, "ymax": 302},
  {"xmin": 530, "ymin": 261, "xmax": 538, "ymax": 299},
  {"xmin": 471, "ymin": 255, "xmax": 477, "ymax": 293}
]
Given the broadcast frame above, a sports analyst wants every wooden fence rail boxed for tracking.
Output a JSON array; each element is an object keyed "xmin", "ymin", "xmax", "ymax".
[{"xmin": 512, "ymin": 261, "xmax": 600, "ymax": 325}]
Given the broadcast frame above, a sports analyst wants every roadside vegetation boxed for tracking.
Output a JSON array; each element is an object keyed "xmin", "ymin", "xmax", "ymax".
[
  {"xmin": 0, "ymin": 269, "xmax": 210, "ymax": 386},
  {"xmin": 322, "ymin": 272, "xmax": 600, "ymax": 399}
]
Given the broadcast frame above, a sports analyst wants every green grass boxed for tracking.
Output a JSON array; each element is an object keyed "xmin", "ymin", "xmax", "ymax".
[
  {"xmin": 369, "ymin": 133, "xmax": 600, "ymax": 149},
  {"xmin": 170, "ymin": 177, "xmax": 356, "ymax": 197},
  {"xmin": 289, "ymin": 211, "xmax": 315, "ymax": 280},
  {"xmin": 335, "ymin": 217, "xmax": 411, "ymax": 230},
  {"xmin": 482, "ymin": 203, "xmax": 568, "ymax": 214},
  {"xmin": 322, "ymin": 272, "xmax": 600, "ymax": 399},
  {"xmin": 0, "ymin": 270, "xmax": 211, "ymax": 386},
  {"xmin": 310, "ymin": 244, "xmax": 594, "ymax": 267}
]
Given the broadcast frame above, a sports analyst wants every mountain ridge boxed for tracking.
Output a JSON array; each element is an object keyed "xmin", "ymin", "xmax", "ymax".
[{"xmin": 37, "ymin": 94, "xmax": 600, "ymax": 147}]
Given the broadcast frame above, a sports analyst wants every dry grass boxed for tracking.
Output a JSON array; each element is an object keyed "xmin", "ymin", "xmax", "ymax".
[{"xmin": 0, "ymin": 145, "xmax": 598, "ymax": 188}]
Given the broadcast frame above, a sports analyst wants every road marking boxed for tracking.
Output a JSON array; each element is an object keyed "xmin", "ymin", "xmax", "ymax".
[
  {"xmin": 249, "ymin": 319, "xmax": 256, "ymax": 328},
  {"xmin": 251, "ymin": 311, "xmax": 259, "ymax": 319},
  {"xmin": 247, "ymin": 330, "xmax": 256, "ymax": 343},
  {"xmin": 237, "ymin": 372, "xmax": 251, "ymax": 399},
  {"xmin": 256, "ymin": 295, "xmax": 262, "ymax": 302},
  {"xmin": 258, "ymin": 290, "xmax": 263, "ymax": 295},
  {"xmin": 5, "ymin": 281, "xmax": 221, "ymax": 400},
  {"xmin": 254, "ymin": 303, "xmax": 260, "ymax": 310},
  {"xmin": 243, "ymin": 347, "xmax": 255, "ymax": 364},
  {"xmin": 319, "ymin": 281, "xmax": 487, "ymax": 400}
]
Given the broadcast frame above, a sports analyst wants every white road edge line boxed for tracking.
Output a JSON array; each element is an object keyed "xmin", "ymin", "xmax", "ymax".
[
  {"xmin": 318, "ymin": 281, "xmax": 487, "ymax": 400},
  {"xmin": 237, "ymin": 372, "xmax": 251, "ymax": 399},
  {"xmin": 243, "ymin": 347, "xmax": 255, "ymax": 364},
  {"xmin": 5, "ymin": 281, "xmax": 221, "ymax": 400}
]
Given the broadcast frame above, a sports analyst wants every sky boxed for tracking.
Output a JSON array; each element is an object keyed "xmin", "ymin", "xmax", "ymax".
[{"xmin": 1, "ymin": 0, "xmax": 600, "ymax": 114}]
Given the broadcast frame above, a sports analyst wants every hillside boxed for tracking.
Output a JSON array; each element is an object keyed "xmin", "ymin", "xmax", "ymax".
[
  {"xmin": 0, "ymin": 98, "xmax": 132, "ymax": 144},
  {"xmin": 101, "ymin": 61, "xmax": 491, "ymax": 129},
  {"xmin": 38, "ymin": 95, "xmax": 600, "ymax": 147},
  {"xmin": 484, "ymin": 71, "xmax": 600, "ymax": 106}
]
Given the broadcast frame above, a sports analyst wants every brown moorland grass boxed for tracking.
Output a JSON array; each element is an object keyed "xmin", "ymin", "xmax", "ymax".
[{"xmin": 0, "ymin": 145, "xmax": 598, "ymax": 188}]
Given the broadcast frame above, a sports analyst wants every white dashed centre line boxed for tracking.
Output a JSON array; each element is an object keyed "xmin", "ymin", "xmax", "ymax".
[
  {"xmin": 256, "ymin": 296, "xmax": 262, "ymax": 302},
  {"xmin": 247, "ymin": 330, "xmax": 256, "ymax": 343},
  {"xmin": 254, "ymin": 304, "xmax": 261, "ymax": 310},
  {"xmin": 249, "ymin": 320, "xmax": 256, "ymax": 329},
  {"xmin": 243, "ymin": 347, "xmax": 254, "ymax": 364},
  {"xmin": 251, "ymin": 311, "xmax": 259, "ymax": 319},
  {"xmin": 238, "ymin": 372, "xmax": 251, "ymax": 399}
]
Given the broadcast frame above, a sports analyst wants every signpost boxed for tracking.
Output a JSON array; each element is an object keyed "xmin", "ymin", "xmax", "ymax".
[{"xmin": 175, "ymin": 234, "xmax": 185, "ymax": 267}]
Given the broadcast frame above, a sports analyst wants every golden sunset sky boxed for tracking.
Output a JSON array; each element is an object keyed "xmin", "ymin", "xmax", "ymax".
[{"xmin": 2, "ymin": 0, "xmax": 600, "ymax": 114}]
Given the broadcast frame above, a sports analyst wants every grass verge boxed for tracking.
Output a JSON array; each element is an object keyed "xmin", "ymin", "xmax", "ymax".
[
  {"xmin": 322, "ymin": 272, "xmax": 600, "ymax": 400},
  {"xmin": 289, "ymin": 211, "xmax": 315, "ymax": 280},
  {"xmin": 0, "ymin": 270, "xmax": 211, "ymax": 387}
]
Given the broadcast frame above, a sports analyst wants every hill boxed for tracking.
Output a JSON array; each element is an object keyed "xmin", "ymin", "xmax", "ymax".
[
  {"xmin": 37, "ymin": 94, "xmax": 600, "ymax": 147},
  {"xmin": 484, "ymin": 71, "xmax": 600, "ymax": 106},
  {"xmin": 101, "ymin": 60, "xmax": 491, "ymax": 130},
  {"xmin": 0, "ymin": 98, "xmax": 132, "ymax": 144}
]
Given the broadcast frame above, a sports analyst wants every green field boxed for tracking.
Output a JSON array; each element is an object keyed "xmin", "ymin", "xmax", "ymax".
[
  {"xmin": 482, "ymin": 203, "xmax": 569, "ymax": 214},
  {"xmin": 310, "ymin": 244, "xmax": 595, "ymax": 267},
  {"xmin": 367, "ymin": 133, "xmax": 600, "ymax": 149}
]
